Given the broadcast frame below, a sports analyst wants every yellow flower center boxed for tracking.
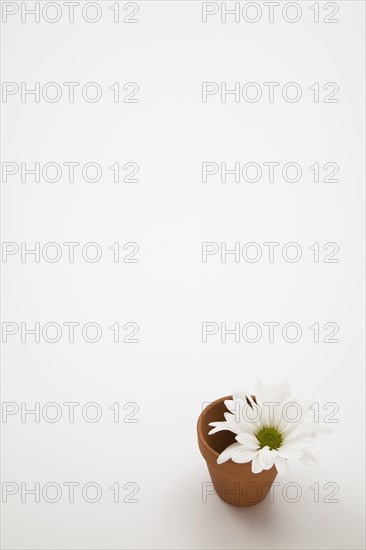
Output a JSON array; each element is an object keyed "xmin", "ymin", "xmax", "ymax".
[{"xmin": 256, "ymin": 427, "xmax": 282, "ymax": 450}]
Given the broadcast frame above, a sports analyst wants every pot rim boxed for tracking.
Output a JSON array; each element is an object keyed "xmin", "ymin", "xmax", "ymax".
[{"xmin": 197, "ymin": 394, "xmax": 232, "ymax": 460}]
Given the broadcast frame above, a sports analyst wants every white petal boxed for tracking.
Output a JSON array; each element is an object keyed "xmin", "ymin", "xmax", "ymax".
[
  {"xmin": 232, "ymin": 390, "xmax": 244, "ymax": 400},
  {"xmin": 242, "ymin": 401, "xmax": 264, "ymax": 429},
  {"xmin": 235, "ymin": 433, "xmax": 259, "ymax": 449},
  {"xmin": 224, "ymin": 399, "xmax": 237, "ymax": 413},
  {"xmin": 282, "ymin": 425, "xmax": 315, "ymax": 440},
  {"xmin": 224, "ymin": 398, "xmax": 247, "ymax": 415},
  {"xmin": 208, "ymin": 421, "xmax": 239, "ymax": 435},
  {"xmin": 223, "ymin": 411, "xmax": 236, "ymax": 422},
  {"xmin": 244, "ymin": 392, "xmax": 256, "ymax": 408},
  {"xmin": 231, "ymin": 449, "xmax": 258, "ymax": 464},
  {"xmin": 266, "ymin": 383, "xmax": 279, "ymax": 406},
  {"xmin": 255, "ymin": 380, "xmax": 292, "ymax": 408},
  {"xmin": 274, "ymin": 456, "xmax": 289, "ymax": 475},
  {"xmin": 262, "ymin": 400, "xmax": 281, "ymax": 426},
  {"xmin": 251, "ymin": 453, "xmax": 264, "ymax": 474},
  {"xmin": 277, "ymin": 446, "xmax": 302, "ymax": 459},
  {"xmin": 217, "ymin": 442, "xmax": 242, "ymax": 464},
  {"xmin": 254, "ymin": 379, "xmax": 266, "ymax": 405},
  {"xmin": 282, "ymin": 437, "xmax": 315, "ymax": 450},
  {"xmin": 259, "ymin": 446, "xmax": 276, "ymax": 470},
  {"xmin": 223, "ymin": 412, "xmax": 254, "ymax": 434},
  {"xmin": 276, "ymin": 398, "xmax": 307, "ymax": 430}
]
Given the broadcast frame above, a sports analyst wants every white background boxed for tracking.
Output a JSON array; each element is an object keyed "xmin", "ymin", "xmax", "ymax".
[{"xmin": 1, "ymin": 1, "xmax": 365, "ymax": 548}]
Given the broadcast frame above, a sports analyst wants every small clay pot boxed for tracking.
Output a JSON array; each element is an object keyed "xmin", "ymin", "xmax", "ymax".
[{"xmin": 197, "ymin": 395, "xmax": 277, "ymax": 507}]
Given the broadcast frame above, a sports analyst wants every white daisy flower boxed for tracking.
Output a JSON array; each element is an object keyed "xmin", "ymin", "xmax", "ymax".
[{"xmin": 209, "ymin": 380, "xmax": 331, "ymax": 475}]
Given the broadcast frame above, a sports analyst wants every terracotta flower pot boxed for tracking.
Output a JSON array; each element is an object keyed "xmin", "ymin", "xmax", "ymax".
[{"xmin": 197, "ymin": 395, "xmax": 277, "ymax": 507}]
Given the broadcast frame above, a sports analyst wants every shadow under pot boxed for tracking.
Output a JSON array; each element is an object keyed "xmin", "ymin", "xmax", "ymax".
[{"xmin": 197, "ymin": 395, "xmax": 277, "ymax": 507}]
